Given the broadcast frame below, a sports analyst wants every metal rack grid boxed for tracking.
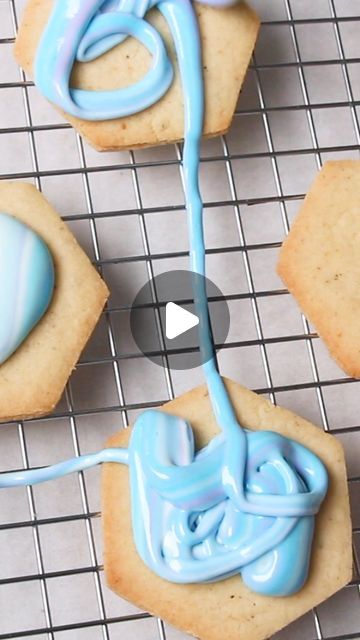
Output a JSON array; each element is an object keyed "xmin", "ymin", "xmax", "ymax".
[{"xmin": 0, "ymin": 0, "xmax": 359, "ymax": 638}]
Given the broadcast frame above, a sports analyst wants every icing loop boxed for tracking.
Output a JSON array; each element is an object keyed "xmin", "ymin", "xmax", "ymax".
[{"xmin": 1, "ymin": 0, "xmax": 330, "ymax": 599}]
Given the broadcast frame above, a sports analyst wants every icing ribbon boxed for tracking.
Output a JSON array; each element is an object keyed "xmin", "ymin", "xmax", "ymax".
[{"xmin": 0, "ymin": 0, "xmax": 329, "ymax": 598}]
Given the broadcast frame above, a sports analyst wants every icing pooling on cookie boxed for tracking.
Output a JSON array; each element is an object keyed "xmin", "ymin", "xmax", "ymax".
[
  {"xmin": 0, "ymin": 212, "xmax": 54, "ymax": 365},
  {"xmin": 1, "ymin": 0, "xmax": 328, "ymax": 597},
  {"xmin": 0, "ymin": 414, "xmax": 327, "ymax": 595}
]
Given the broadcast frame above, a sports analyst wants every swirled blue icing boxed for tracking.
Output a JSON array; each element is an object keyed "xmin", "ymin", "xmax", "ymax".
[
  {"xmin": 0, "ymin": 212, "xmax": 54, "ymax": 365},
  {"xmin": 0, "ymin": 412, "xmax": 327, "ymax": 595},
  {"xmin": 0, "ymin": 0, "xmax": 329, "ymax": 597}
]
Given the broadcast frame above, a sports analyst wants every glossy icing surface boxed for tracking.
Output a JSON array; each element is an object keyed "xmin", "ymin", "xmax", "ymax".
[
  {"xmin": 0, "ymin": 0, "xmax": 329, "ymax": 597},
  {"xmin": 128, "ymin": 410, "xmax": 327, "ymax": 594},
  {"xmin": 34, "ymin": 0, "xmax": 237, "ymax": 121},
  {"xmin": 0, "ymin": 212, "xmax": 54, "ymax": 365}
]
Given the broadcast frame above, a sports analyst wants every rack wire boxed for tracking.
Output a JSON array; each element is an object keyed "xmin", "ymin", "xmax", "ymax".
[{"xmin": 0, "ymin": 0, "xmax": 359, "ymax": 638}]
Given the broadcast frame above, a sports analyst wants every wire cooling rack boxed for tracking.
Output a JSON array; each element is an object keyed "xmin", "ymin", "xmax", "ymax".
[{"xmin": 0, "ymin": 0, "xmax": 360, "ymax": 638}]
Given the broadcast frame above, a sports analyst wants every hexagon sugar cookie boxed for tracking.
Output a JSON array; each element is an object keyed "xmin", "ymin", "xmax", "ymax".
[
  {"xmin": 0, "ymin": 182, "xmax": 109, "ymax": 422},
  {"xmin": 278, "ymin": 161, "xmax": 360, "ymax": 378},
  {"xmin": 102, "ymin": 378, "xmax": 352, "ymax": 640},
  {"xmin": 14, "ymin": 1, "xmax": 259, "ymax": 151}
]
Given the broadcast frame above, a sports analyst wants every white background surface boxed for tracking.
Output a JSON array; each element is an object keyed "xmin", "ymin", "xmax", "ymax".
[{"xmin": 0, "ymin": 0, "xmax": 360, "ymax": 638}]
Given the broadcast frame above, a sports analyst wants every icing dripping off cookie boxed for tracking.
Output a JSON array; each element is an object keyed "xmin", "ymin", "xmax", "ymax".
[
  {"xmin": 0, "ymin": 212, "xmax": 54, "ymax": 365},
  {"xmin": 0, "ymin": 0, "xmax": 329, "ymax": 598}
]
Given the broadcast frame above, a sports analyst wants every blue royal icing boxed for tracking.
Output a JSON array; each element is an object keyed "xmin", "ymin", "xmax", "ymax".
[
  {"xmin": 0, "ymin": 0, "xmax": 329, "ymax": 598},
  {"xmin": 0, "ymin": 212, "xmax": 54, "ymax": 365}
]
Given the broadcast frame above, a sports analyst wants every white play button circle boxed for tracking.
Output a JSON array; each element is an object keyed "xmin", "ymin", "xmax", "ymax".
[
  {"xmin": 130, "ymin": 270, "xmax": 230, "ymax": 370},
  {"xmin": 165, "ymin": 302, "xmax": 200, "ymax": 340}
]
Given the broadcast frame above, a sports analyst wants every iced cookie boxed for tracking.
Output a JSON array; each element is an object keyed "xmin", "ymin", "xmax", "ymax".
[
  {"xmin": 14, "ymin": 1, "xmax": 259, "ymax": 151},
  {"xmin": 102, "ymin": 378, "xmax": 352, "ymax": 640},
  {"xmin": 0, "ymin": 211, "xmax": 54, "ymax": 366},
  {"xmin": 0, "ymin": 182, "xmax": 109, "ymax": 422},
  {"xmin": 278, "ymin": 160, "xmax": 360, "ymax": 378}
]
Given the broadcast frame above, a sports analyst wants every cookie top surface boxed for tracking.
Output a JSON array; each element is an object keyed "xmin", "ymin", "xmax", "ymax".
[
  {"xmin": 0, "ymin": 182, "xmax": 109, "ymax": 422},
  {"xmin": 277, "ymin": 160, "xmax": 360, "ymax": 379},
  {"xmin": 14, "ymin": 1, "xmax": 259, "ymax": 150}
]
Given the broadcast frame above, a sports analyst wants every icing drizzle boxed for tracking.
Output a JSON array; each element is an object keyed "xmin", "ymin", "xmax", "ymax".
[{"xmin": 0, "ymin": 0, "xmax": 328, "ymax": 597}]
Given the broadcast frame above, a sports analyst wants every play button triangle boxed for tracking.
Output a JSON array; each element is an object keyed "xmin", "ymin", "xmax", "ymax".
[{"xmin": 165, "ymin": 302, "xmax": 199, "ymax": 340}]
